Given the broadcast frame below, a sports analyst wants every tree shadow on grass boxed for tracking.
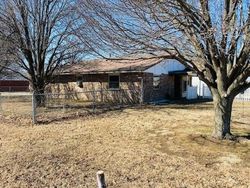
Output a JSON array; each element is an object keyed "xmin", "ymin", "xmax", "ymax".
[
  {"xmin": 34, "ymin": 98, "xmax": 215, "ymax": 124},
  {"xmin": 35, "ymin": 105, "xmax": 129, "ymax": 125},
  {"xmin": 232, "ymin": 120, "xmax": 250, "ymax": 125},
  {"xmin": 190, "ymin": 133, "xmax": 250, "ymax": 146},
  {"xmin": 237, "ymin": 133, "xmax": 250, "ymax": 140},
  {"xmin": 142, "ymin": 99, "xmax": 213, "ymax": 111}
]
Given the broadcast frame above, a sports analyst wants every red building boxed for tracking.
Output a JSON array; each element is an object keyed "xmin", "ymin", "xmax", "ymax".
[{"xmin": 0, "ymin": 80, "xmax": 30, "ymax": 92}]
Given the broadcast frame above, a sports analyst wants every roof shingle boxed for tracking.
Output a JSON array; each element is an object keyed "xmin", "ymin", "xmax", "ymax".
[{"xmin": 61, "ymin": 58, "xmax": 163, "ymax": 74}]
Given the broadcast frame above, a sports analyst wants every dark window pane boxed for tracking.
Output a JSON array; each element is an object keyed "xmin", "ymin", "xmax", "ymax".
[
  {"xmin": 109, "ymin": 75, "xmax": 120, "ymax": 89},
  {"xmin": 109, "ymin": 76, "xmax": 119, "ymax": 82},
  {"xmin": 109, "ymin": 82, "xmax": 119, "ymax": 89}
]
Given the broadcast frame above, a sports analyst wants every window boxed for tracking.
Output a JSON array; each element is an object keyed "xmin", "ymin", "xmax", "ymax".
[
  {"xmin": 109, "ymin": 75, "xmax": 120, "ymax": 89},
  {"xmin": 153, "ymin": 76, "xmax": 160, "ymax": 89},
  {"xmin": 76, "ymin": 75, "xmax": 83, "ymax": 88}
]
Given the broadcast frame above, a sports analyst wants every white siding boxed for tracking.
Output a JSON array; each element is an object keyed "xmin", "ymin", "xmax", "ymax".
[
  {"xmin": 187, "ymin": 86, "xmax": 198, "ymax": 99},
  {"xmin": 191, "ymin": 77, "xmax": 212, "ymax": 99},
  {"xmin": 144, "ymin": 59, "xmax": 186, "ymax": 75},
  {"xmin": 192, "ymin": 77, "xmax": 250, "ymax": 100},
  {"xmin": 145, "ymin": 59, "xmax": 250, "ymax": 100},
  {"xmin": 235, "ymin": 77, "xmax": 250, "ymax": 101},
  {"xmin": 235, "ymin": 92, "xmax": 250, "ymax": 101}
]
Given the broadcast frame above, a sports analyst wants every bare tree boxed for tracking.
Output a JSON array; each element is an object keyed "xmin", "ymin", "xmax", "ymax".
[
  {"xmin": 0, "ymin": 37, "xmax": 22, "ymax": 79},
  {"xmin": 0, "ymin": 0, "xmax": 80, "ymax": 100},
  {"xmin": 0, "ymin": 38, "xmax": 13, "ymax": 78},
  {"xmin": 77, "ymin": 0, "xmax": 250, "ymax": 139},
  {"xmin": 0, "ymin": 62, "xmax": 8, "ymax": 78}
]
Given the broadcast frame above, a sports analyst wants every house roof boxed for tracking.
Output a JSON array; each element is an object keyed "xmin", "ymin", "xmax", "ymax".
[
  {"xmin": 168, "ymin": 68, "xmax": 193, "ymax": 75},
  {"xmin": 60, "ymin": 58, "xmax": 164, "ymax": 75}
]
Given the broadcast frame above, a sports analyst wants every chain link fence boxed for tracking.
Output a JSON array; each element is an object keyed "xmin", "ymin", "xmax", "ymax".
[
  {"xmin": 235, "ymin": 90, "xmax": 250, "ymax": 101},
  {"xmin": 0, "ymin": 89, "xmax": 141, "ymax": 124},
  {"xmin": 0, "ymin": 89, "xmax": 249, "ymax": 125},
  {"xmin": 0, "ymin": 92, "xmax": 33, "ymax": 124},
  {"xmin": 32, "ymin": 89, "xmax": 142, "ymax": 123}
]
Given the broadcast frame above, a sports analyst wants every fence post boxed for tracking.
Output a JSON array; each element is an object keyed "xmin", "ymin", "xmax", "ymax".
[
  {"xmin": 63, "ymin": 93, "xmax": 66, "ymax": 113},
  {"xmin": 140, "ymin": 77, "xmax": 144, "ymax": 105},
  {"xmin": 96, "ymin": 171, "xmax": 106, "ymax": 188},
  {"xmin": 93, "ymin": 90, "xmax": 96, "ymax": 113},
  {"xmin": 120, "ymin": 89, "xmax": 123, "ymax": 107},
  {"xmin": 101, "ymin": 85, "xmax": 104, "ymax": 104},
  {"xmin": 32, "ymin": 92, "xmax": 37, "ymax": 124},
  {"xmin": 118, "ymin": 89, "xmax": 121, "ymax": 108}
]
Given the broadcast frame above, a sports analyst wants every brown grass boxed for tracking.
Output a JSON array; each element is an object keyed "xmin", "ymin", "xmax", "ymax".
[{"xmin": 0, "ymin": 101, "xmax": 249, "ymax": 187}]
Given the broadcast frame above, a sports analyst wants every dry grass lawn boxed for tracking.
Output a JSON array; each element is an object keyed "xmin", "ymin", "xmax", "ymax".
[{"xmin": 0, "ymin": 101, "xmax": 249, "ymax": 187}]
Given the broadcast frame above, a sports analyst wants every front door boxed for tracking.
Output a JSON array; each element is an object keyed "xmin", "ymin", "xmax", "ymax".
[
  {"xmin": 174, "ymin": 76, "xmax": 182, "ymax": 99},
  {"xmin": 181, "ymin": 77, "xmax": 187, "ymax": 98}
]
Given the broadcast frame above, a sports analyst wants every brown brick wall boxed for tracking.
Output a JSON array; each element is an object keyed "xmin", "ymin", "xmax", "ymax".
[
  {"xmin": 48, "ymin": 73, "xmax": 143, "ymax": 104},
  {"xmin": 142, "ymin": 74, "xmax": 175, "ymax": 102},
  {"xmin": 48, "ymin": 72, "xmax": 175, "ymax": 103},
  {"xmin": 51, "ymin": 72, "xmax": 144, "ymax": 83}
]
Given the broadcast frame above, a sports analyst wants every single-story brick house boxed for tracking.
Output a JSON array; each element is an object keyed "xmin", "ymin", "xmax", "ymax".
[{"xmin": 49, "ymin": 58, "xmax": 203, "ymax": 103}]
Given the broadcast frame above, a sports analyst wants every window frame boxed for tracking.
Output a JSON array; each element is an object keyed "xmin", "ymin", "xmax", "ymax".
[
  {"xmin": 153, "ymin": 75, "xmax": 161, "ymax": 90},
  {"xmin": 76, "ymin": 75, "xmax": 83, "ymax": 88},
  {"xmin": 108, "ymin": 74, "xmax": 120, "ymax": 90}
]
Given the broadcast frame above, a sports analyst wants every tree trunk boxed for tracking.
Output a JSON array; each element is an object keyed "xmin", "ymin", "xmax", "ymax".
[
  {"xmin": 212, "ymin": 95, "xmax": 234, "ymax": 139},
  {"xmin": 33, "ymin": 82, "xmax": 46, "ymax": 107}
]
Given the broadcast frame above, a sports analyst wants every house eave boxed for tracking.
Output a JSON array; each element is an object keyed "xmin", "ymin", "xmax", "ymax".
[{"xmin": 58, "ymin": 70, "xmax": 145, "ymax": 75}]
